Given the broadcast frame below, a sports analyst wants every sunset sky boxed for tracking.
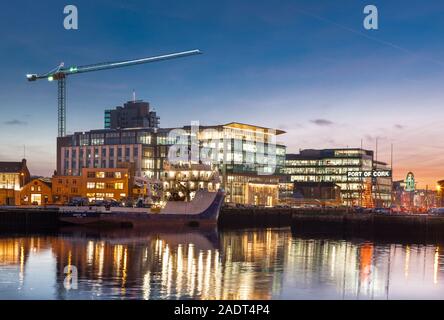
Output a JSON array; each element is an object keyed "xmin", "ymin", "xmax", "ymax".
[{"xmin": 0, "ymin": 0, "xmax": 443, "ymax": 188}]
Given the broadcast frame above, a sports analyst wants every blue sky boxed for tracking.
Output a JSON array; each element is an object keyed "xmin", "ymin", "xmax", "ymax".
[{"xmin": 1, "ymin": 0, "xmax": 444, "ymax": 187}]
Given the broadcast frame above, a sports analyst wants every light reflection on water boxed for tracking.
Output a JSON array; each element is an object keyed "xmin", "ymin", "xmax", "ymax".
[{"xmin": 0, "ymin": 227, "xmax": 443, "ymax": 300}]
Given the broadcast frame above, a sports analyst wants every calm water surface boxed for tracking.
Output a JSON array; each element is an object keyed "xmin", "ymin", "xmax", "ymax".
[{"xmin": 0, "ymin": 227, "xmax": 443, "ymax": 300}]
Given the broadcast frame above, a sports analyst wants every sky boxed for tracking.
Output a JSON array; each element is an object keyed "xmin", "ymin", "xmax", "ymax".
[{"xmin": 0, "ymin": 0, "xmax": 443, "ymax": 188}]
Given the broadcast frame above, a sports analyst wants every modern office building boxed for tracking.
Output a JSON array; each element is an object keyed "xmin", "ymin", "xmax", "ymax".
[
  {"xmin": 373, "ymin": 160, "xmax": 392, "ymax": 207},
  {"xmin": 104, "ymin": 100, "xmax": 160, "ymax": 129},
  {"xmin": 186, "ymin": 122, "xmax": 286, "ymax": 205},
  {"xmin": 283, "ymin": 149, "xmax": 392, "ymax": 207},
  {"xmin": 56, "ymin": 126, "xmax": 173, "ymax": 178},
  {"xmin": 57, "ymin": 122, "xmax": 286, "ymax": 205}
]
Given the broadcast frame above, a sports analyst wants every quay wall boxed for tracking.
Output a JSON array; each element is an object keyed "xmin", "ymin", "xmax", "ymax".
[
  {"xmin": 290, "ymin": 212, "xmax": 444, "ymax": 240},
  {"xmin": 220, "ymin": 208, "xmax": 444, "ymax": 240},
  {"xmin": 0, "ymin": 207, "xmax": 60, "ymax": 232},
  {"xmin": 219, "ymin": 207, "xmax": 294, "ymax": 228},
  {"xmin": 1, "ymin": 206, "xmax": 444, "ymax": 241}
]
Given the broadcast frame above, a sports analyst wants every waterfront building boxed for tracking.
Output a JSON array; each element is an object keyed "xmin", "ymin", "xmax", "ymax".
[
  {"xmin": 393, "ymin": 175, "xmax": 436, "ymax": 211},
  {"xmin": 82, "ymin": 168, "xmax": 130, "ymax": 203},
  {"xmin": 52, "ymin": 168, "xmax": 130, "ymax": 204},
  {"xmin": 283, "ymin": 149, "xmax": 392, "ymax": 207},
  {"xmin": 226, "ymin": 173, "xmax": 280, "ymax": 206},
  {"xmin": 104, "ymin": 100, "xmax": 159, "ymax": 129},
  {"xmin": 57, "ymin": 122, "xmax": 286, "ymax": 205},
  {"xmin": 373, "ymin": 160, "xmax": 392, "ymax": 208},
  {"xmin": 56, "ymin": 127, "xmax": 167, "ymax": 178},
  {"xmin": 20, "ymin": 178, "xmax": 53, "ymax": 205},
  {"xmin": 413, "ymin": 189, "xmax": 437, "ymax": 209},
  {"xmin": 0, "ymin": 159, "xmax": 31, "ymax": 205},
  {"xmin": 52, "ymin": 175, "xmax": 83, "ymax": 204}
]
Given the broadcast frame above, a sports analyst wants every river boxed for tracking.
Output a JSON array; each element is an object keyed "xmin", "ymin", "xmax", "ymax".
[{"xmin": 0, "ymin": 227, "xmax": 442, "ymax": 299}]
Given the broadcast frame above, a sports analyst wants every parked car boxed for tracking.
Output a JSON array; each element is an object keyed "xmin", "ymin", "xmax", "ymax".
[
  {"xmin": 68, "ymin": 197, "xmax": 89, "ymax": 207},
  {"xmin": 374, "ymin": 207, "xmax": 391, "ymax": 215},
  {"xmin": 429, "ymin": 208, "xmax": 444, "ymax": 215},
  {"xmin": 352, "ymin": 206, "xmax": 365, "ymax": 214},
  {"xmin": 275, "ymin": 204, "xmax": 291, "ymax": 209},
  {"xmin": 89, "ymin": 199, "xmax": 121, "ymax": 207}
]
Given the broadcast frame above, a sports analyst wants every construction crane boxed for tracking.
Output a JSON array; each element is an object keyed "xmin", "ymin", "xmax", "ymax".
[{"xmin": 26, "ymin": 49, "xmax": 202, "ymax": 137}]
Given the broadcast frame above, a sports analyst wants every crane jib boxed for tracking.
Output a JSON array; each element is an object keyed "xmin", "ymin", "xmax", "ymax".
[
  {"xmin": 27, "ymin": 49, "xmax": 201, "ymax": 79},
  {"xmin": 25, "ymin": 49, "xmax": 202, "ymax": 137},
  {"xmin": 61, "ymin": 50, "xmax": 202, "ymax": 76}
]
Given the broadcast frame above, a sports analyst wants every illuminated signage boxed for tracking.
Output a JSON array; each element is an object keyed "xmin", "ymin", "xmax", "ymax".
[{"xmin": 347, "ymin": 170, "xmax": 392, "ymax": 178}]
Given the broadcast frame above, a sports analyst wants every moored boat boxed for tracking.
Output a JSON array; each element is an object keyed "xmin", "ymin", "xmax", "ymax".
[{"xmin": 59, "ymin": 190, "xmax": 224, "ymax": 229}]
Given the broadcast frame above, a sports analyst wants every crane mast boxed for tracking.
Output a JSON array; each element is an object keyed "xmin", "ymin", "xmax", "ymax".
[{"xmin": 27, "ymin": 49, "xmax": 202, "ymax": 137}]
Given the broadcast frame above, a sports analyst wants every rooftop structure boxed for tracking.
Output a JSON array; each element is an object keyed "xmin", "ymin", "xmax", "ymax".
[{"xmin": 104, "ymin": 100, "xmax": 159, "ymax": 129}]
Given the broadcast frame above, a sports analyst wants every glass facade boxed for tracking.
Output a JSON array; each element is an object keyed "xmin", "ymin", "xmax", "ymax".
[{"xmin": 283, "ymin": 149, "xmax": 392, "ymax": 207}]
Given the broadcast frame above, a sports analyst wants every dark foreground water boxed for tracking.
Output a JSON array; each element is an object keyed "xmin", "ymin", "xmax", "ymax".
[{"xmin": 0, "ymin": 227, "xmax": 443, "ymax": 300}]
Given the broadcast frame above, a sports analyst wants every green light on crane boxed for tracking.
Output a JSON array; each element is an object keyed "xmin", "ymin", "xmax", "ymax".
[
  {"xmin": 48, "ymin": 76, "xmax": 54, "ymax": 82},
  {"xmin": 69, "ymin": 67, "xmax": 77, "ymax": 72}
]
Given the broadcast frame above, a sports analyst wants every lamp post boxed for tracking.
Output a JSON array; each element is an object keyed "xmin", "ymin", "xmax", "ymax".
[
  {"xmin": 437, "ymin": 185, "xmax": 442, "ymax": 207},
  {"xmin": 6, "ymin": 179, "xmax": 10, "ymax": 206}
]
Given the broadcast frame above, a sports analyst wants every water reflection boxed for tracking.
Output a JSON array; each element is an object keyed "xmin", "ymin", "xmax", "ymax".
[{"xmin": 1, "ymin": 228, "xmax": 444, "ymax": 299}]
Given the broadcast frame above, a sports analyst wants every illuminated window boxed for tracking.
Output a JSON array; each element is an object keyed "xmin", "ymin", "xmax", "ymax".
[
  {"xmin": 87, "ymin": 182, "xmax": 95, "ymax": 189},
  {"xmin": 96, "ymin": 172, "xmax": 105, "ymax": 178},
  {"xmin": 115, "ymin": 172, "xmax": 122, "ymax": 179},
  {"xmin": 96, "ymin": 182, "xmax": 105, "ymax": 189},
  {"xmin": 115, "ymin": 183, "xmax": 124, "ymax": 190},
  {"xmin": 138, "ymin": 132, "xmax": 152, "ymax": 144}
]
